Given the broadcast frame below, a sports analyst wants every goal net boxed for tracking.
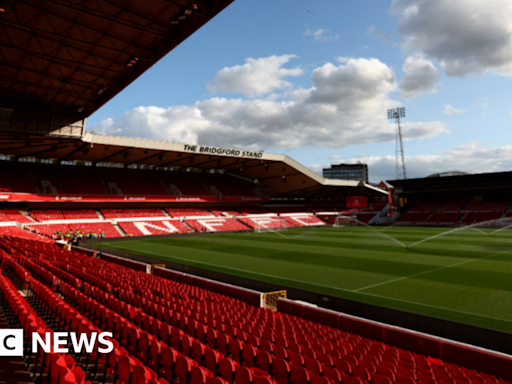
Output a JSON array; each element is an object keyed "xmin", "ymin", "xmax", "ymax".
[
  {"xmin": 254, "ymin": 218, "xmax": 288, "ymax": 233},
  {"xmin": 333, "ymin": 215, "xmax": 359, "ymax": 227}
]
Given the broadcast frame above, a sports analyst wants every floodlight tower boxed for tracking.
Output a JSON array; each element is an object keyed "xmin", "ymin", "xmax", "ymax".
[{"xmin": 387, "ymin": 107, "xmax": 407, "ymax": 179}]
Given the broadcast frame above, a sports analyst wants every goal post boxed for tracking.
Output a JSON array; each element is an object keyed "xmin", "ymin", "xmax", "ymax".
[
  {"xmin": 333, "ymin": 215, "xmax": 359, "ymax": 227},
  {"xmin": 254, "ymin": 218, "xmax": 288, "ymax": 233}
]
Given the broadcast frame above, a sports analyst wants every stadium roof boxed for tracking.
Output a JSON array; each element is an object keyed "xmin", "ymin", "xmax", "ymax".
[
  {"xmin": 426, "ymin": 171, "xmax": 470, "ymax": 178},
  {"xmin": 388, "ymin": 171, "xmax": 512, "ymax": 193},
  {"xmin": 0, "ymin": 0, "xmax": 233, "ymax": 135},
  {"xmin": 0, "ymin": 131, "xmax": 387, "ymax": 197}
]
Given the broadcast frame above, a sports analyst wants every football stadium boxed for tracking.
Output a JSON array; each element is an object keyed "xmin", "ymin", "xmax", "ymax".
[{"xmin": 1, "ymin": 1, "xmax": 512, "ymax": 384}]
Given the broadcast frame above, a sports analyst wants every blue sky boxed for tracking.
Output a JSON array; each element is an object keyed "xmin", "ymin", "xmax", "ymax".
[{"xmin": 88, "ymin": 0, "xmax": 512, "ymax": 182}]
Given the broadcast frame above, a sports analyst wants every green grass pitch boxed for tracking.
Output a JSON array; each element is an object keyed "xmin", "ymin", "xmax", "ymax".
[{"xmin": 96, "ymin": 226, "xmax": 512, "ymax": 334}]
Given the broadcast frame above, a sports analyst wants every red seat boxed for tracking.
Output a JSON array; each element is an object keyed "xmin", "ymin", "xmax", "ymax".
[
  {"xmin": 273, "ymin": 358, "xmax": 291, "ymax": 384},
  {"xmin": 353, "ymin": 366, "xmax": 371, "ymax": 382},
  {"xmin": 273, "ymin": 345, "xmax": 288, "ymax": 360},
  {"xmin": 333, "ymin": 359, "xmax": 352, "ymax": 375},
  {"xmin": 228, "ymin": 339, "xmax": 243, "ymax": 363},
  {"xmin": 323, "ymin": 366, "xmax": 342, "ymax": 384},
  {"xmin": 255, "ymin": 350, "xmax": 272, "ymax": 374},
  {"xmin": 341, "ymin": 373, "xmax": 363, "ymax": 384},
  {"xmin": 204, "ymin": 348, "xmax": 221, "ymax": 375},
  {"xmin": 377, "ymin": 367, "xmax": 396, "ymax": 382},
  {"xmin": 289, "ymin": 350, "xmax": 304, "ymax": 367},
  {"xmin": 305, "ymin": 356, "xmax": 322, "ymax": 375},
  {"xmin": 207, "ymin": 377, "xmax": 229, "ymax": 384},
  {"xmin": 235, "ymin": 366, "xmax": 254, "ymax": 384},
  {"xmin": 396, "ymin": 373, "xmax": 415, "ymax": 384},
  {"xmin": 290, "ymin": 365, "xmax": 310, "ymax": 384},
  {"xmin": 132, "ymin": 365, "xmax": 158, "ymax": 384},
  {"xmin": 372, "ymin": 373, "xmax": 392, "ymax": 384},
  {"xmin": 316, "ymin": 353, "xmax": 333, "ymax": 368},
  {"xmin": 190, "ymin": 366, "xmax": 212, "ymax": 384},
  {"xmin": 219, "ymin": 358, "xmax": 237, "ymax": 384},
  {"xmin": 310, "ymin": 372, "xmax": 332, "ymax": 384},
  {"xmin": 159, "ymin": 346, "xmax": 177, "ymax": 382},
  {"xmin": 175, "ymin": 355, "xmax": 193, "ymax": 384},
  {"xmin": 242, "ymin": 344, "xmax": 257, "ymax": 368},
  {"xmin": 191, "ymin": 341, "xmax": 206, "ymax": 366}
]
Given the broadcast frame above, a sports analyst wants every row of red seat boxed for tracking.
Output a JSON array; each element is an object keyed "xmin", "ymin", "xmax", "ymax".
[
  {"xmin": 29, "ymin": 209, "xmax": 99, "ymax": 222},
  {"xmin": 0, "ymin": 209, "xmax": 34, "ymax": 223},
  {"xmin": 1, "ymin": 236, "xmax": 510, "ymax": 384},
  {"xmin": 0, "ymin": 264, "xmax": 90, "ymax": 384}
]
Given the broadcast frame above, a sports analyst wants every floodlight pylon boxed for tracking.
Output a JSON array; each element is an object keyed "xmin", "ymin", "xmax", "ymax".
[{"xmin": 388, "ymin": 107, "xmax": 407, "ymax": 179}]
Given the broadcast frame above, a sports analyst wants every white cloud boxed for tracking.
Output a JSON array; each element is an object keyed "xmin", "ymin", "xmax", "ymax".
[
  {"xmin": 91, "ymin": 57, "xmax": 448, "ymax": 151},
  {"xmin": 391, "ymin": 0, "xmax": 512, "ymax": 76},
  {"xmin": 444, "ymin": 104, "xmax": 468, "ymax": 115},
  {"xmin": 326, "ymin": 142, "xmax": 512, "ymax": 182},
  {"xmin": 367, "ymin": 25, "xmax": 395, "ymax": 44},
  {"xmin": 399, "ymin": 54, "xmax": 439, "ymax": 98},
  {"xmin": 336, "ymin": 57, "xmax": 351, "ymax": 63},
  {"xmin": 304, "ymin": 28, "xmax": 339, "ymax": 42},
  {"xmin": 207, "ymin": 55, "xmax": 303, "ymax": 97}
]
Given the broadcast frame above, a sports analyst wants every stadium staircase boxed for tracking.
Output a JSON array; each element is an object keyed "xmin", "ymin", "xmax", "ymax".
[
  {"xmin": 97, "ymin": 172, "xmax": 110, "ymax": 194},
  {"xmin": 158, "ymin": 175, "xmax": 174, "ymax": 196},
  {"xmin": 113, "ymin": 223, "xmax": 126, "ymax": 237}
]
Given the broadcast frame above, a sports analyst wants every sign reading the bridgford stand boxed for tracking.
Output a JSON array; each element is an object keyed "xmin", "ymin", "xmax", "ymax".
[{"xmin": 183, "ymin": 144, "xmax": 263, "ymax": 159}]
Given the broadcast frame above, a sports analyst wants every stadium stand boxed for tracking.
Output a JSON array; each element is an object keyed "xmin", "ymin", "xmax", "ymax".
[
  {"xmin": 210, "ymin": 209, "xmax": 242, "ymax": 217},
  {"xmin": 283, "ymin": 215, "xmax": 326, "ymax": 227},
  {"xmin": 0, "ymin": 161, "xmax": 268, "ymax": 199},
  {"xmin": 240, "ymin": 216, "xmax": 292, "ymax": 229},
  {"xmin": 160, "ymin": 172, "xmax": 212, "ymax": 196},
  {"xmin": 166, "ymin": 208, "xmax": 213, "ymax": 217},
  {"xmin": 396, "ymin": 211, "xmax": 431, "ymax": 222},
  {"xmin": 29, "ymin": 209, "xmax": 99, "ymax": 221},
  {"xmin": 26, "ymin": 222, "xmax": 120, "ymax": 238},
  {"xmin": 33, "ymin": 167, "xmax": 66, "ymax": 194},
  {"xmin": 201, "ymin": 174, "xmax": 257, "ymax": 196},
  {"xmin": 60, "ymin": 167, "xmax": 107, "ymax": 194},
  {"xmin": 101, "ymin": 169, "xmax": 169, "ymax": 195},
  {"xmin": 425, "ymin": 212, "xmax": 463, "ymax": 222},
  {"xmin": 238, "ymin": 207, "xmax": 273, "ymax": 215},
  {"xmin": 102, "ymin": 208, "xmax": 167, "ymax": 219},
  {"xmin": 0, "ymin": 165, "xmax": 35, "ymax": 193},
  {"xmin": 0, "ymin": 209, "xmax": 33, "ymax": 223},
  {"xmin": 0, "ymin": 236, "xmax": 510, "ymax": 384},
  {"xmin": 269, "ymin": 207, "xmax": 309, "ymax": 214},
  {"xmin": 462, "ymin": 212, "xmax": 503, "ymax": 223},
  {"xmin": 119, "ymin": 220, "xmax": 193, "ymax": 236},
  {"xmin": 354, "ymin": 212, "xmax": 379, "ymax": 224},
  {"xmin": 186, "ymin": 218, "xmax": 250, "ymax": 232},
  {"xmin": 0, "ymin": 226, "xmax": 52, "ymax": 242}
]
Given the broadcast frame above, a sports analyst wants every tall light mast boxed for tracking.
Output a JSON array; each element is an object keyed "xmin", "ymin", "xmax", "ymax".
[{"xmin": 387, "ymin": 107, "xmax": 407, "ymax": 179}]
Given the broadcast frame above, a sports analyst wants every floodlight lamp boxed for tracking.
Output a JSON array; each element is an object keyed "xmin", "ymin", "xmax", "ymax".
[{"xmin": 126, "ymin": 56, "xmax": 139, "ymax": 67}]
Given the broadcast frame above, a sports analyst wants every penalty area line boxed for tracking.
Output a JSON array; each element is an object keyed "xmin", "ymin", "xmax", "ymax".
[
  {"xmin": 353, "ymin": 250, "xmax": 511, "ymax": 292},
  {"xmin": 102, "ymin": 244, "xmax": 512, "ymax": 324}
]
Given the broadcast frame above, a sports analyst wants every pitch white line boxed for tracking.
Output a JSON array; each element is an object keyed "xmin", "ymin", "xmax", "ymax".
[
  {"xmin": 101, "ymin": 243, "xmax": 512, "ymax": 324},
  {"xmin": 353, "ymin": 250, "xmax": 510, "ymax": 292},
  {"xmin": 102, "ymin": 243, "xmax": 353, "ymax": 293}
]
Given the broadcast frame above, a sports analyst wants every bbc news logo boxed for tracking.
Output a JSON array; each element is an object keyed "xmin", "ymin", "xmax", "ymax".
[{"xmin": 0, "ymin": 330, "xmax": 114, "ymax": 357}]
